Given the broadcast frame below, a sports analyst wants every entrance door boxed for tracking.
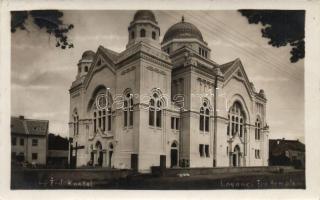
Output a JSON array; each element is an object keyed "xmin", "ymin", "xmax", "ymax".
[
  {"xmin": 170, "ymin": 142, "xmax": 178, "ymax": 168},
  {"xmin": 232, "ymin": 154, "xmax": 237, "ymax": 167},
  {"xmin": 131, "ymin": 154, "xmax": 138, "ymax": 170},
  {"xmin": 90, "ymin": 152, "xmax": 94, "ymax": 166},
  {"xmin": 108, "ymin": 143, "xmax": 113, "ymax": 168},
  {"xmin": 170, "ymin": 149, "xmax": 178, "ymax": 167},
  {"xmin": 233, "ymin": 145, "xmax": 241, "ymax": 167},
  {"xmin": 108, "ymin": 151, "xmax": 113, "ymax": 168},
  {"xmin": 98, "ymin": 151, "xmax": 103, "ymax": 166},
  {"xmin": 95, "ymin": 141, "xmax": 103, "ymax": 167}
]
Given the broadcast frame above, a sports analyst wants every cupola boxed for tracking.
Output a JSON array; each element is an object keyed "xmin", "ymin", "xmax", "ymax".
[
  {"xmin": 162, "ymin": 16, "xmax": 210, "ymax": 59},
  {"xmin": 162, "ymin": 16, "xmax": 204, "ymax": 44},
  {"xmin": 126, "ymin": 10, "xmax": 161, "ymax": 49},
  {"xmin": 77, "ymin": 50, "xmax": 95, "ymax": 78}
]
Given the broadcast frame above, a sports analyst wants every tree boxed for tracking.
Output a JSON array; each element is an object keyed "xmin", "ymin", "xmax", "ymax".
[
  {"xmin": 239, "ymin": 10, "xmax": 305, "ymax": 63},
  {"xmin": 11, "ymin": 10, "xmax": 74, "ymax": 49}
]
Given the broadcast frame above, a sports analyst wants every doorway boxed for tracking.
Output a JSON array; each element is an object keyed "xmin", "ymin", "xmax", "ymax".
[
  {"xmin": 232, "ymin": 154, "xmax": 237, "ymax": 167},
  {"xmin": 108, "ymin": 143, "xmax": 113, "ymax": 168},
  {"xmin": 98, "ymin": 151, "xmax": 103, "ymax": 166},
  {"xmin": 232, "ymin": 145, "xmax": 241, "ymax": 167},
  {"xmin": 95, "ymin": 141, "xmax": 103, "ymax": 167},
  {"xmin": 170, "ymin": 142, "xmax": 178, "ymax": 168},
  {"xmin": 90, "ymin": 151, "xmax": 94, "ymax": 166}
]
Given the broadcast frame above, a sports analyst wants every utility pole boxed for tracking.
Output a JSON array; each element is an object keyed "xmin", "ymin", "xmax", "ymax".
[{"xmin": 213, "ymin": 75, "xmax": 218, "ymax": 167}]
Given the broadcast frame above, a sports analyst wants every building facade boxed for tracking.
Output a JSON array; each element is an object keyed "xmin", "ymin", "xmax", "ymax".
[
  {"xmin": 11, "ymin": 116, "xmax": 48, "ymax": 165},
  {"xmin": 69, "ymin": 10, "xmax": 269, "ymax": 172},
  {"xmin": 269, "ymin": 139, "xmax": 305, "ymax": 168}
]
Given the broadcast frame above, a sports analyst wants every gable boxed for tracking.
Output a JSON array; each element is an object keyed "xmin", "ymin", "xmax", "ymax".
[
  {"xmin": 219, "ymin": 59, "xmax": 237, "ymax": 74},
  {"xmin": 84, "ymin": 46, "xmax": 119, "ymax": 89},
  {"xmin": 222, "ymin": 58, "xmax": 255, "ymax": 98}
]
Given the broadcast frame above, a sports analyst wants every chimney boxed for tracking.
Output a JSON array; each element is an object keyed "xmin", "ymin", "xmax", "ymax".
[{"xmin": 19, "ymin": 115, "xmax": 24, "ymax": 120}]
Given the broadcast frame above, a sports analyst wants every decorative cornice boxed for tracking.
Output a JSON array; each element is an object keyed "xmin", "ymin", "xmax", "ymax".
[
  {"xmin": 121, "ymin": 66, "xmax": 136, "ymax": 75},
  {"xmin": 146, "ymin": 66, "xmax": 166, "ymax": 75},
  {"xmin": 140, "ymin": 44, "xmax": 171, "ymax": 63},
  {"xmin": 161, "ymin": 38, "xmax": 209, "ymax": 47},
  {"xmin": 140, "ymin": 52, "xmax": 171, "ymax": 69},
  {"xmin": 197, "ymin": 77, "xmax": 214, "ymax": 88},
  {"xmin": 193, "ymin": 68, "xmax": 216, "ymax": 80},
  {"xmin": 117, "ymin": 42, "xmax": 171, "ymax": 66},
  {"xmin": 117, "ymin": 45, "xmax": 141, "ymax": 64},
  {"xmin": 71, "ymin": 92, "xmax": 80, "ymax": 98}
]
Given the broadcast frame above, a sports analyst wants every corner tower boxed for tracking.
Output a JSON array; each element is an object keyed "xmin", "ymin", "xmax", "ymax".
[
  {"xmin": 77, "ymin": 50, "xmax": 94, "ymax": 79},
  {"xmin": 126, "ymin": 10, "xmax": 161, "ymax": 49}
]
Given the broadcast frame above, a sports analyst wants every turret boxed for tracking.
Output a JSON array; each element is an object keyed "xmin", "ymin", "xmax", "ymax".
[
  {"xmin": 77, "ymin": 50, "xmax": 95, "ymax": 79},
  {"xmin": 126, "ymin": 10, "xmax": 161, "ymax": 49}
]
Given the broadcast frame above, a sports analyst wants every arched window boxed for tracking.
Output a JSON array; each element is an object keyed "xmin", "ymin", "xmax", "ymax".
[
  {"xmin": 96, "ymin": 141, "xmax": 102, "ymax": 150},
  {"xmin": 93, "ymin": 112, "xmax": 97, "ymax": 133},
  {"xmin": 152, "ymin": 31, "xmax": 156, "ymax": 40},
  {"xmin": 124, "ymin": 92, "xmax": 133, "ymax": 127},
  {"xmin": 149, "ymin": 92, "xmax": 162, "ymax": 128},
  {"xmin": 85, "ymin": 66, "xmax": 89, "ymax": 72},
  {"xmin": 227, "ymin": 114, "xmax": 230, "ymax": 136},
  {"xmin": 171, "ymin": 142, "xmax": 177, "ymax": 148},
  {"xmin": 199, "ymin": 101, "xmax": 210, "ymax": 132},
  {"xmin": 92, "ymin": 88, "xmax": 113, "ymax": 133},
  {"xmin": 140, "ymin": 29, "xmax": 146, "ymax": 37},
  {"xmin": 131, "ymin": 31, "xmax": 135, "ymax": 39},
  {"xmin": 255, "ymin": 118, "xmax": 261, "ymax": 140},
  {"xmin": 73, "ymin": 110, "xmax": 79, "ymax": 136},
  {"xmin": 228, "ymin": 102, "xmax": 245, "ymax": 137}
]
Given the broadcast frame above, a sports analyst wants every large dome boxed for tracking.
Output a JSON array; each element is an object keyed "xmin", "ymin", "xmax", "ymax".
[
  {"xmin": 162, "ymin": 18, "xmax": 204, "ymax": 44},
  {"xmin": 133, "ymin": 10, "xmax": 157, "ymax": 23}
]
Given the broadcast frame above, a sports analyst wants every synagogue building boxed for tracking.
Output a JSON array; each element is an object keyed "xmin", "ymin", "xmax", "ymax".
[{"xmin": 69, "ymin": 10, "xmax": 269, "ymax": 172}]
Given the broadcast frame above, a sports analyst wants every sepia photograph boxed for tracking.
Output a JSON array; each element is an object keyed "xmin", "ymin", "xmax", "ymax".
[{"xmin": 8, "ymin": 8, "xmax": 307, "ymax": 190}]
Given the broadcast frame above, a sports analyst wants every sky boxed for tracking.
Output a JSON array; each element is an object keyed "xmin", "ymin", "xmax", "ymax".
[{"xmin": 11, "ymin": 10, "xmax": 304, "ymax": 141}]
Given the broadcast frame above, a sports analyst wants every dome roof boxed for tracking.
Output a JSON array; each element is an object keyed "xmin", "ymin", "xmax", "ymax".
[
  {"xmin": 81, "ymin": 50, "xmax": 95, "ymax": 60},
  {"xmin": 133, "ymin": 10, "xmax": 157, "ymax": 23},
  {"xmin": 163, "ymin": 17, "xmax": 204, "ymax": 44}
]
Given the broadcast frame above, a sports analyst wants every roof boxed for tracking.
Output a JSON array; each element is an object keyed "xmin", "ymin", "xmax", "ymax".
[
  {"xmin": 163, "ymin": 18, "xmax": 204, "ymax": 44},
  {"xmin": 11, "ymin": 116, "xmax": 48, "ymax": 136},
  {"xmin": 71, "ymin": 75, "xmax": 86, "ymax": 89},
  {"xmin": 133, "ymin": 10, "xmax": 157, "ymax": 24},
  {"xmin": 11, "ymin": 117, "xmax": 25, "ymax": 134},
  {"xmin": 219, "ymin": 58, "xmax": 267, "ymax": 101},
  {"xmin": 99, "ymin": 46, "xmax": 119, "ymax": 63},
  {"xmin": 269, "ymin": 139, "xmax": 305, "ymax": 156},
  {"xmin": 81, "ymin": 50, "xmax": 95, "ymax": 60},
  {"xmin": 219, "ymin": 59, "xmax": 237, "ymax": 74}
]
